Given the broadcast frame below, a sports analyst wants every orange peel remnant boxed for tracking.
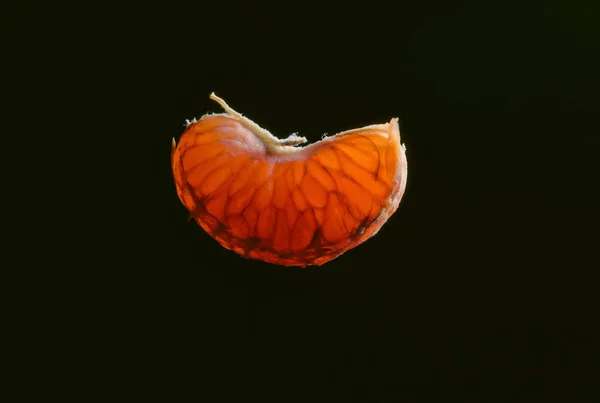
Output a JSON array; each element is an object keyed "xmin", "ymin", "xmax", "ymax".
[{"xmin": 171, "ymin": 93, "xmax": 408, "ymax": 267}]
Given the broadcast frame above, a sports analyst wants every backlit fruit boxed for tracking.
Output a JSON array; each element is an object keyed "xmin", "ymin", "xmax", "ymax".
[{"xmin": 171, "ymin": 93, "xmax": 407, "ymax": 267}]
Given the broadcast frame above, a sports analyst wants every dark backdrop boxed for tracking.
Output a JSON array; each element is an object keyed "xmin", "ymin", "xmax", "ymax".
[
  {"xmin": 19, "ymin": 1, "xmax": 597, "ymax": 401},
  {"xmin": 139, "ymin": 2, "xmax": 598, "ymax": 401}
]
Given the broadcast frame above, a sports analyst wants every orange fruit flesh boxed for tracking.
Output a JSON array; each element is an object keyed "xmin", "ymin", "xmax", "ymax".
[{"xmin": 171, "ymin": 94, "xmax": 407, "ymax": 267}]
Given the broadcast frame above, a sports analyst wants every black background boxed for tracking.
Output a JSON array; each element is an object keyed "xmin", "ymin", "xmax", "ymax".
[{"xmin": 10, "ymin": 1, "xmax": 599, "ymax": 401}]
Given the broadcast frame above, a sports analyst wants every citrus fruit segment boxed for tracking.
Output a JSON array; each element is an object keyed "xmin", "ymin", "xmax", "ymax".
[{"xmin": 171, "ymin": 93, "xmax": 407, "ymax": 267}]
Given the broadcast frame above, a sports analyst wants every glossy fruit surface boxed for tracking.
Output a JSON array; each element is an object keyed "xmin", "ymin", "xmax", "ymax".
[{"xmin": 171, "ymin": 94, "xmax": 407, "ymax": 267}]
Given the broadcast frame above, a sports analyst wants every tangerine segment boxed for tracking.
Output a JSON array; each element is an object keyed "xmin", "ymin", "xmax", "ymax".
[{"xmin": 171, "ymin": 93, "xmax": 407, "ymax": 267}]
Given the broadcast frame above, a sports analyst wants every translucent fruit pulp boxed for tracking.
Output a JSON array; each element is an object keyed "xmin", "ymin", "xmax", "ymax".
[{"xmin": 171, "ymin": 94, "xmax": 407, "ymax": 267}]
